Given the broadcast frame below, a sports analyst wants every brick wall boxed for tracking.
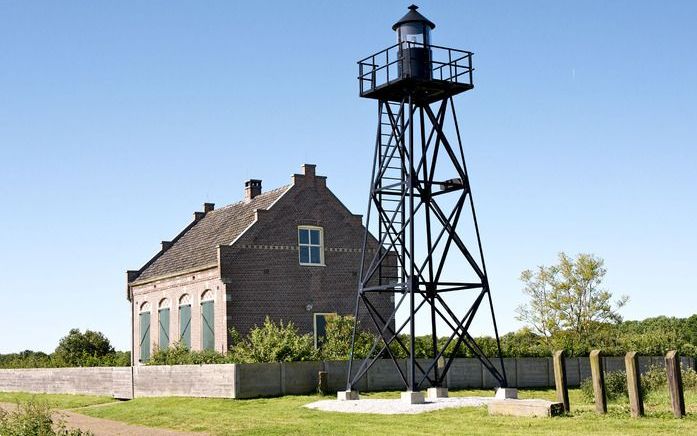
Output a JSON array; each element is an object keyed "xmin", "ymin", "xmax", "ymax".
[
  {"xmin": 130, "ymin": 267, "xmax": 228, "ymax": 359},
  {"xmin": 219, "ymin": 167, "xmax": 394, "ymax": 336}
]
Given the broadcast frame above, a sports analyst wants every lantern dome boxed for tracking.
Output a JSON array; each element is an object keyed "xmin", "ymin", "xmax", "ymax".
[{"xmin": 392, "ymin": 4, "xmax": 435, "ymax": 31}]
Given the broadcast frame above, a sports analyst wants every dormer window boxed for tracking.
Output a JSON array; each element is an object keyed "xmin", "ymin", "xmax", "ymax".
[{"xmin": 298, "ymin": 226, "xmax": 324, "ymax": 266}]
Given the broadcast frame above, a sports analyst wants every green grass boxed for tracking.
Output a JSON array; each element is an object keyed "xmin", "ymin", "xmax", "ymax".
[
  {"xmin": 2, "ymin": 389, "xmax": 696, "ymax": 435},
  {"xmin": 0, "ymin": 392, "xmax": 116, "ymax": 409}
]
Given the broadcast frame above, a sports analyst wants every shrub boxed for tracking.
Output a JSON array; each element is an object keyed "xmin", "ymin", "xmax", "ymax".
[
  {"xmin": 0, "ymin": 401, "xmax": 91, "ymax": 436},
  {"xmin": 148, "ymin": 342, "xmax": 231, "ymax": 365},
  {"xmin": 229, "ymin": 317, "xmax": 319, "ymax": 363},
  {"xmin": 320, "ymin": 315, "xmax": 376, "ymax": 360},
  {"xmin": 581, "ymin": 370, "xmax": 628, "ymax": 403},
  {"xmin": 641, "ymin": 364, "xmax": 697, "ymax": 392}
]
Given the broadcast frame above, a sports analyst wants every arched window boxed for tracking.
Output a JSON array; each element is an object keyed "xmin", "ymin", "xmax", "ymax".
[
  {"xmin": 158, "ymin": 299, "xmax": 170, "ymax": 350},
  {"xmin": 179, "ymin": 294, "xmax": 192, "ymax": 349},
  {"xmin": 139, "ymin": 302, "xmax": 151, "ymax": 362},
  {"xmin": 201, "ymin": 290, "xmax": 215, "ymax": 351}
]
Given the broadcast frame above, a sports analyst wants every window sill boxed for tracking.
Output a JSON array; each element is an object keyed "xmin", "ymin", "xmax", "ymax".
[{"xmin": 299, "ymin": 263, "xmax": 326, "ymax": 267}]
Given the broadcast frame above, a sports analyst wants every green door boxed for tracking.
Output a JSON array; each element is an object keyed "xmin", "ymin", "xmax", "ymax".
[
  {"xmin": 179, "ymin": 304, "xmax": 191, "ymax": 349},
  {"xmin": 201, "ymin": 301, "xmax": 215, "ymax": 350},
  {"xmin": 139, "ymin": 312, "xmax": 151, "ymax": 362},
  {"xmin": 158, "ymin": 308, "xmax": 170, "ymax": 350}
]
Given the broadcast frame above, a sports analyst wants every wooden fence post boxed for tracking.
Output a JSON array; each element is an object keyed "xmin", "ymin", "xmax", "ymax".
[
  {"xmin": 553, "ymin": 350, "xmax": 569, "ymax": 412},
  {"xmin": 625, "ymin": 351, "xmax": 644, "ymax": 417},
  {"xmin": 589, "ymin": 350, "xmax": 607, "ymax": 413},
  {"xmin": 665, "ymin": 350, "xmax": 686, "ymax": 418}
]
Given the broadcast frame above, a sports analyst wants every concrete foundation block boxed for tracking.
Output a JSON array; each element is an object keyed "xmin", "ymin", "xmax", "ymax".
[
  {"xmin": 401, "ymin": 390, "xmax": 425, "ymax": 404},
  {"xmin": 426, "ymin": 387, "xmax": 448, "ymax": 400},
  {"xmin": 488, "ymin": 399, "xmax": 564, "ymax": 417},
  {"xmin": 495, "ymin": 387, "xmax": 518, "ymax": 399},
  {"xmin": 337, "ymin": 390, "xmax": 359, "ymax": 401}
]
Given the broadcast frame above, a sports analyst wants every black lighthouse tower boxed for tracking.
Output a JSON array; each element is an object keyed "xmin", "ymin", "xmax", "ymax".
[{"xmin": 344, "ymin": 5, "xmax": 508, "ymax": 401}]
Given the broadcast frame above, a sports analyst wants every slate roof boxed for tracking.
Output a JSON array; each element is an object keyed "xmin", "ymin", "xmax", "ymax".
[{"xmin": 132, "ymin": 185, "xmax": 291, "ymax": 283}]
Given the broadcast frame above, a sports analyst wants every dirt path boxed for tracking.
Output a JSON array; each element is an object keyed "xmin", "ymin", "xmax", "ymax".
[{"xmin": 1, "ymin": 402, "xmax": 207, "ymax": 436}]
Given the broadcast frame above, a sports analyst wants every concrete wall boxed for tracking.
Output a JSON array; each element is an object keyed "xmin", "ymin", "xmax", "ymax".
[
  {"xmin": 1, "ymin": 356, "xmax": 694, "ymax": 400},
  {"xmin": 0, "ymin": 367, "xmax": 132, "ymax": 399},
  {"xmin": 134, "ymin": 364, "xmax": 235, "ymax": 398}
]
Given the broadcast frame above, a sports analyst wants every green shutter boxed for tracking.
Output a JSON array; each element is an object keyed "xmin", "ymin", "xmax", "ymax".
[
  {"xmin": 158, "ymin": 308, "xmax": 170, "ymax": 350},
  {"xmin": 201, "ymin": 301, "xmax": 215, "ymax": 350},
  {"xmin": 139, "ymin": 312, "xmax": 151, "ymax": 362},
  {"xmin": 179, "ymin": 305, "xmax": 191, "ymax": 349}
]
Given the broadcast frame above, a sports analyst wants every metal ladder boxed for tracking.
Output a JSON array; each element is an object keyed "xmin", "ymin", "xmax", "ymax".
[{"xmin": 377, "ymin": 100, "xmax": 407, "ymax": 289}]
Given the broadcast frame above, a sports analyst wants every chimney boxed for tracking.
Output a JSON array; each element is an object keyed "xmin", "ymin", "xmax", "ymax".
[
  {"xmin": 244, "ymin": 179, "xmax": 262, "ymax": 201},
  {"xmin": 302, "ymin": 164, "xmax": 316, "ymax": 177},
  {"xmin": 203, "ymin": 202, "xmax": 215, "ymax": 213},
  {"xmin": 161, "ymin": 241, "xmax": 173, "ymax": 251}
]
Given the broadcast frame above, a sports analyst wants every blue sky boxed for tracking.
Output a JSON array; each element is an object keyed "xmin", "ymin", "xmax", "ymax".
[{"xmin": 0, "ymin": 1, "xmax": 695, "ymax": 353}]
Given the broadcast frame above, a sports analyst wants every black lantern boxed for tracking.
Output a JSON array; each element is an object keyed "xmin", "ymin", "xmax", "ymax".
[{"xmin": 393, "ymin": 4, "xmax": 435, "ymax": 80}]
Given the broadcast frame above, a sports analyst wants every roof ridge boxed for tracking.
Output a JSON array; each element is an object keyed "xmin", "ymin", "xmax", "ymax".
[
  {"xmin": 130, "ymin": 182, "xmax": 292, "ymax": 284},
  {"xmin": 210, "ymin": 184, "xmax": 291, "ymax": 213}
]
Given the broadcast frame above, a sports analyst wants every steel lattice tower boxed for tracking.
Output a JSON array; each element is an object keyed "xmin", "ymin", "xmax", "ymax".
[{"xmin": 345, "ymin": 5, "xmax": 508, "ymax": 394}]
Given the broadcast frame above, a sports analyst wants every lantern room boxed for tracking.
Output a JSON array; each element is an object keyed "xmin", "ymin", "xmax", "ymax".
[
  {"xmin": 393, "ymin": 5, "xmax": 435, "ymax": 80},
  {"xmin": 393, "ymin": 4, "xmax": 435, "ymax": 48},
  {"xmin": 358, "ymin": 5, "xmax": 474, "ymax": 104}
]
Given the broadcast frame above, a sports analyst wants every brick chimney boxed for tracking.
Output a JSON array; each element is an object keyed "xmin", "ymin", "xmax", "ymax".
[
  {"xmin": 203, "ymin": 202, "xmax": 215, "ymax": 213},
  {"xmin": 302, "ymin": 164, "xmax": 316, "ymax": 177},
  {"xmin": 244, "ymin": 179, "xmax": 262, "ymax": 201}
]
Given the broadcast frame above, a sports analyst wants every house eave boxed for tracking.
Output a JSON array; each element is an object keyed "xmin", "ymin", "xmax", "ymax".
[{"xmin": 128, "ymin": 263, "xmax": 219, "ymax": 288}]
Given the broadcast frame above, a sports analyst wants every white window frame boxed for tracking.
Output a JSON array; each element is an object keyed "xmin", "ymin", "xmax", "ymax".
[{"xmin": 298, "ymin": 225, "xmax": 325, "ymax": 266}]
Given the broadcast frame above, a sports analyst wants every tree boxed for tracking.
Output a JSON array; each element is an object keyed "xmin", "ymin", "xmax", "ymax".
[
  {"xmin": 53, "ymin": 328, "xmax": 115, "ymax": 366},
  {"xmin": 515, "ymin": 253, "xmax": 629, "ymax": 352}
]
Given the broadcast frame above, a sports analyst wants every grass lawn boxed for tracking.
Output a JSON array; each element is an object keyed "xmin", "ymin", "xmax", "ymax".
[
  {"xmin": 1, "ymin": 389, "xmax": 695, "ymax": 435},
  {"xmin": 0, "ymin": 391, "xmax": 116, "ymax": 409}
]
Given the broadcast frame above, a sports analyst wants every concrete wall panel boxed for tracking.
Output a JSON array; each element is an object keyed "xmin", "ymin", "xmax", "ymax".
[
  {"xmin": 516, "ymin": 358, "xmax": 549, "ymax": 388},
  {"xmin": 233, "ymin": 363, "xmax": 281, "ymax": 399},
  {"xmin": 281, "ymin": 361, "xmax": 323, "ymax": 395}
]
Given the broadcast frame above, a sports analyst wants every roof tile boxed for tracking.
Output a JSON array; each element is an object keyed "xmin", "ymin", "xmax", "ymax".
[{"xmin": 133, "ymin": 185, "xmax": 290, "ymax": 282}]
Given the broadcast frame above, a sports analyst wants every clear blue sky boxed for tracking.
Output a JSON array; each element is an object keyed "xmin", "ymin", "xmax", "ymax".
[{"xmin": 1, "ymin": 1, "xmax": 695, "ymax": 353}]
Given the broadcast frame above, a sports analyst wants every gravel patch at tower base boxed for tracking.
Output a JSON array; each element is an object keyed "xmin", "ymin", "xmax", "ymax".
[{"xmin": 304, "ymin": 396, "xmax": 494, "ymax": 414}]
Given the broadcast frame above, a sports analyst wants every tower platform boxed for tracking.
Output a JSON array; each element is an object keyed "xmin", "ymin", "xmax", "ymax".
[{"xmin": 358, "ymin": 41, "xmax": 474, "ymax": 105}]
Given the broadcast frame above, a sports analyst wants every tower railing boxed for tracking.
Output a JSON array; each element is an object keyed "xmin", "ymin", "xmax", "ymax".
[{"xmin": 358, "ymin": 42, "xmax": 474, "ymax": 96}]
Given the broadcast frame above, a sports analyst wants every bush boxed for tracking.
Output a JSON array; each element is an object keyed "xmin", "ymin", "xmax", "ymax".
[
  {"xmin": 229, "ymin": 317, "xmax": 319, "ymax": 363},
  {"xmin": 641, "ymin": 364, "xmax": 697, "ymax": 392},
  {"xmin": 148, "ymin": 342, "xmax": 232, "ymax": 365},
  {"xmin": 581, "ymin": 370, "xmax": 628, "ymax": 402},
  {"xmin": 0, "ymin": 401, "xmax": 91, "ymax": 436},
  {"xmin": 320, "ymin": 315, "xmax": 376, "ymax": 360}
]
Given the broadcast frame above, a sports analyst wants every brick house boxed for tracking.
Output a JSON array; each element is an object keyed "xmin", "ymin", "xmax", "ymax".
[{"xmin": 127, "ymin": 164, "xmax": 393, "ymax": 363}]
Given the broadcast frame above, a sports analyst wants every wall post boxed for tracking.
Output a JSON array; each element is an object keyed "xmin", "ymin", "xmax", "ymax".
[
  {"xmin": 553, "ymin": 350, "xmax": 569, "ymax": 412},
  {"xmin": 665, "ymin": 350, "xmax": 686, "ymax": 418},
  {"xmin": 625, "ymin": 352, "xmax": 644, "ymax": 417},
  {"xmin": 589, "ymin": 350, "xmax": 607, "ymax": 413}
]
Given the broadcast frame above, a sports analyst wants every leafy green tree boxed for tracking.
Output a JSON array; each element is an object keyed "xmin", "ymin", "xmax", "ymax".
[
  {"xmin": 516, "ymin": 253, "xmax": 629, "ymax": 352},
  {"xmin": 53, "ymin": 329, "xmax": 115, "ymax": 367}
]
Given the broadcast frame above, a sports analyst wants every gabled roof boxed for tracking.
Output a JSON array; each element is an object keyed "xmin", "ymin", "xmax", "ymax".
[{"xmin": 131, "ymin": 185, "xmax": 290, "ymax": 284}]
